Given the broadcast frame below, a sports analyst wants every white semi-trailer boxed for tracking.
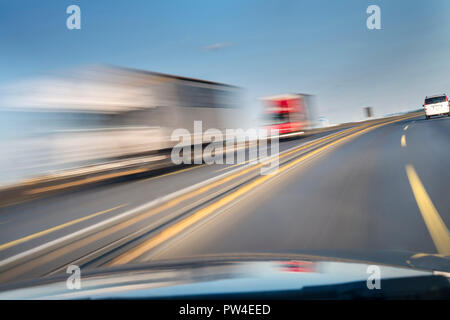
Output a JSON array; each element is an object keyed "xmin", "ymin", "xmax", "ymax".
[{"xmin": 0, "ymin": 65, "xmax": 242, "ymax": 184}]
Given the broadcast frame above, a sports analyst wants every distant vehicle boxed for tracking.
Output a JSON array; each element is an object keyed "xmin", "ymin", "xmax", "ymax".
[
  {"xmin": 423, "ymin": 94, "xmax": 450, "ymax": 119},
  {"xmin": 261, "ymin": 94, "xmax": 315, "ymax": 137}
]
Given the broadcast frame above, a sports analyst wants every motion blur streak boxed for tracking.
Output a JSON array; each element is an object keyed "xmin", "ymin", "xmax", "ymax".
[
  {"xmin": 110, "ymin": 116, "xmax": 413, "ymax": 265},
  {"xmin": 405, "ymin": 165, "xmax": 450, "ymax": 254},
  {"xmin": 26, "ymin": 169, "xmax": 149, "ymax": 194},
  {"xmin": 0, "ymin": 125, "xmax": 356, "ymax": 271},
  {"xmin": 0, "ymin": 65, "xmax": 242, "ymax": 188},
  {"xmin": 0, "ymin": 204, "xmax": 126, "ymax": 251}
]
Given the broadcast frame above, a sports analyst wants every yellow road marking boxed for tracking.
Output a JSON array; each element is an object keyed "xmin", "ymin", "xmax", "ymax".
[
  {"xmin": 22, "ymin": 122, "xmax": 385, "ymax": 196},
  {"xmin": 0, "ymin": 115, "xmax": 419, "ymax": 279},
  {"xmin": 31, "ymin": 131, "xmax": 343, "ymax": 194},
  {"xmin": 215, "ymin": 130, "xmax": 357, "ymax": 174},
  {"xmin": 17, "ymin": 116, "xmax": 418, "ymax": 198},
  {"xmin": 0, "ymin": 204, "xmax": 127, "ymax": 251},
  {"xmin": 11, "ymin": 127, "xmax": 360, "ymax": 266},
  {"xmin": 410, "ymin": 252, "xmax": 448, "ymax": 259},
  {"xmin": 2, "ymin": 128, "xmax": 356, "ymax": 265},
  {"xmin": 110, "ymin": 119, "xmax": 402, "ymax": 265},
  {"xmin": 401, "ymin": 134, "xmax": 406, "ymax": 147},
  {"xmin": 216, "ymin": 119, "xmax": 408, "ymax": 175},
  {"xmin": 404, "ymin": 125, "xmax": 409, "ymax": 131},
  {"xmin": 405, "ymin": 165, "xmax": 450, "ymax": 254},
  {"xmin": 26, "ymin": 127, "xmax": 361, "ymax": 196},
  {"xmin": 26, "ymin": 168, "xmax": 150, "ymax": 195}
]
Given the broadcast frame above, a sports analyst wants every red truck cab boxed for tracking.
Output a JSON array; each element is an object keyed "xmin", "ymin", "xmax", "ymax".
[{"xmin": 262, "ymin": 94, "xmax": 311, "ymax": 136}]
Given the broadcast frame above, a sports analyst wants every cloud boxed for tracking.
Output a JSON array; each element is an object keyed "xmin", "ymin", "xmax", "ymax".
[{"xmin": 204, "ymin": 42, "xmax": 233, "ymax": 51}]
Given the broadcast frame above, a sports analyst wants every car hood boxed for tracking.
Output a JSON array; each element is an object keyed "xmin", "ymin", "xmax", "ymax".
[{"xmin": 0, "ymin": 252, "xmax": 449, "ymax": 299}]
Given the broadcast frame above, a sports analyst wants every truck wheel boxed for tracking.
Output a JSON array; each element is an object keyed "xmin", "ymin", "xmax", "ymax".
[{"xmin": 425, "ymin": 115, "xmax": 429, "ymax": 120}]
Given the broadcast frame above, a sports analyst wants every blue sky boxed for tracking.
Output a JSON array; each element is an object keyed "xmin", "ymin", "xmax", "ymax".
[{"xmin": 1, "ymin": 0, "xmax": 450, "ymax": 123}]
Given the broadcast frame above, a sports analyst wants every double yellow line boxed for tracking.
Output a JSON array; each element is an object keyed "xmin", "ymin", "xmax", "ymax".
[
  {"xmin": 0, "ymin": 115, "xmax": 424, "ymax": 281},
  {"xmin": 0, "ymin": 126, "xmax": 358, "ymax": 262},
  {"xmin": 110, "ymin": 117, "xmax": 412, "ymax": 265}
]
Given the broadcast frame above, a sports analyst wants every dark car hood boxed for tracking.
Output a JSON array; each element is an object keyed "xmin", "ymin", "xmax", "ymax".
[{"xmin": 0, "ymin": 253, "xmax": 449, "ymax": 299}]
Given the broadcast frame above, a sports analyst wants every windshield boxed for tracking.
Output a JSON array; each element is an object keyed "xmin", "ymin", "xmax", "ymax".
[
  {"xmin": 0, "ymin": 0, "xmax": 449, "ymax": 304},
  {"xmin": 425, "ymin": 96, "xmax": 447, "ymax": 104},
  {"xmin": 263, "ymin": 112, "xmax": 291, "ymax": 125}
]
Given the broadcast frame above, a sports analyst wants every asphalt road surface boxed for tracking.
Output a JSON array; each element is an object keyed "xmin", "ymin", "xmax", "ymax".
[
  {"xmin": 0, "ymin": 114, "xmax": 449, "ymax": 285},
  {"xmin": 0, "ymin": 129, "xmax": 340, "ymax": 258},
  {"xmin": 149, "ymin": 115, "xmax": 450, "ymax": 263}
]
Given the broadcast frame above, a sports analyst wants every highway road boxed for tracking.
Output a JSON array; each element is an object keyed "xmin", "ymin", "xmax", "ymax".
[
  {"xmin": 0, "ymin": 113, "xmax": 449, "ymax": 286},
  {"xmin": 148, "ymin": 115, "xmax": 450, "ymax": 263}
]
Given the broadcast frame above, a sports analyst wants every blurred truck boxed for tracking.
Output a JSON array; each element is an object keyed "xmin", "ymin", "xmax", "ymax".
[
  {"xmin": 261, "ymin": 93, "xmax": 316, "ymax": 136},
  {"xmin": 0, "ymin": 65, "xmax": 242, "ymax": 185}
]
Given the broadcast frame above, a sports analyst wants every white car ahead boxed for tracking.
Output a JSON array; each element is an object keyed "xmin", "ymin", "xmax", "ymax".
[{"xmin": 423, "ymin": 94, "xmax": 450, "ymax": 119}]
